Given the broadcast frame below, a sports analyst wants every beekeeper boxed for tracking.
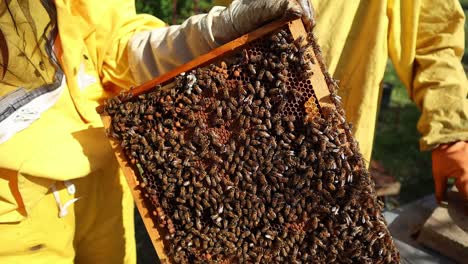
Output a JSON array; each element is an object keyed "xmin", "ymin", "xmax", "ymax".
[
  {"xmin": 0, "ymin": 0, "xmax": 313, "ymax": 263},
  {"xmin": 217, "ymin": 0, "xmax": 468, "ymax": 204}
]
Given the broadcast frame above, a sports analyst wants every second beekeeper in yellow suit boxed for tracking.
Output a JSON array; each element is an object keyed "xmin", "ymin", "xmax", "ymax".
[{"xmin": 215, "ymin": 0, "xmax": 468, "ymax": 203}]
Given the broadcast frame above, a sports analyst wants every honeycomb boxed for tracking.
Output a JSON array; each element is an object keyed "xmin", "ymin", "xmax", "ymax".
[{"xmin": 103, "ymin": 23, "xmax": 400, "ymax": 264}]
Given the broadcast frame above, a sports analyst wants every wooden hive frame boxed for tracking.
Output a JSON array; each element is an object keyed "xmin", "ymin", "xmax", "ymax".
[{"xmin": 98, "ymin": 18, "xmax": 336, "ymax": 263}]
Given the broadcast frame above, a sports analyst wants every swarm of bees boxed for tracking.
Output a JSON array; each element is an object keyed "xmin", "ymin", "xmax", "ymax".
[{"xmin": 104, "ymin": 26, "xmax": 400, "ymax": 263}]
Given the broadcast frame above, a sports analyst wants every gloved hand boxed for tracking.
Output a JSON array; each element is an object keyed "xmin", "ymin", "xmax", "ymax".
[
  {"xmin": 212, "ymin": 0, "xmax": 314, "ymax": 44},
  {"xmin": 128, "ymin": 1, "xmax": 314, "ymax": 85},
  {"xmin": 432, "ymin": 141, "xmax": 468, "ymax": 203}
]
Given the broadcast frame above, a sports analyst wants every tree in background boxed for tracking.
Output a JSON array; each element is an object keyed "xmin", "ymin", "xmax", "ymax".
[{"xmin": 136, "ymin": 0, "xmax": 214, "ymax": 24}]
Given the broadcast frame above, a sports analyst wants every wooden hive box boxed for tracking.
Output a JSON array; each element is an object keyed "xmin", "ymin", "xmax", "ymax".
[{"xmin": 97, "ymin": 18, "xmax": 400, "ymax": 263}]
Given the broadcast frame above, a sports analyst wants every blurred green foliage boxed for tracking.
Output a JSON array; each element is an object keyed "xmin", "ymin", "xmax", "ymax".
[
  {"xmin": 135, "ymin": 0, "xmax": 214, "ymax": 24},
  {"xmin": 458, "ymin": 0, "xmax": 468, "ymax": 64},
  {"xmin": 374, "ymin": 62, "xmax": 433, "ymax": 204}
]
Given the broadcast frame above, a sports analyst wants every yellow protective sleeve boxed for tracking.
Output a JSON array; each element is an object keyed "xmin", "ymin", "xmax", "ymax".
[
  {"xmin": 388, "ymin": 0, "xmax": 468, "ymax": 150},
  {"xmin": 54, "ymin": 0, "xmax": 166, "ymax": 123}
]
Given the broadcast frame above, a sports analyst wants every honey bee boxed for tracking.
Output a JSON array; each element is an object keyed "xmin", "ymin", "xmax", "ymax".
[
  {"xmin": 271, "ymin": 34, "xmax": 280, "ymax": 43},
  {"xmin": 214, "ymin": 118, "xmax": 225, "ymax": 126},
  {"xmin": 257, "ymin": 131, "xmax": 271, "ymax": 138},
  {"xmin": 238, "ymin": 84, "xmax": 248, "ymax": 96},
  {"xmin": 248, "ymin": 64, "xmax": 256, "ymax": 75},
  {"xmin": 255, "ymin": 107, "xmax": 265, "ymax": 119},
  {"xmin": 246, "ymin": 83, "xmax": 255, "ymax": 94},
  {"xmin": 286, "ymin": 118, "xmax": 295, "ymax": 132},
  {"xmin": 182, "ymin": 95, "xmax": 194, "ymax": 105},
  {"xmin": 257, "ymin": 69, "xmax": 265, "ymax": 80},
  {"xmin": 211, "ymin": 82, "xmax": 218, "ymax": 94},
  {"xmin": 269, "ymin": 88, "xmax": 280, "ymax": 96},
  {"xmin": 215, "ymin": 105, "xmax": 223, "ymax": 118},
  {"xmin": 220, "ymin": 86, "xmax": 229, "ymax": 99},
  {"xmin": 250, "ymin": 54, "xmax": 260, "ymax": 63},
  {"xmin": 225, "ymin": 107, "xmax": 232, "ymax": 120},
  {"xmin": 292, "ymin": 35, "xmax": 305, "ymax": 49},
  {"xmin": 238, "ymin": 145, "xmax": 245, "ymax": 157},
  {"xmin": 265, "ymin": 71, "xmax": 274, "ymax": 82},
  {"xmin": 302, "ymin": 71, "xmax": 314, "ymax": 79},
  {"xmin": 261, "ymin": 101, "xmax": 271, "ymax": 114},
  {"xmin": 277, "ymin": 73, "xmax": 288, "ymax": 82},
  {"xmin": 277, "ymin": 101, "xmax": 287, "ymax": 112},
  {"xmin": 273, "ymin": 80, "xmax": 282, "ymax": 89},
  {"xmin": 248, "ymin": 117, "xmax": 260, "ymax": 125},
  {"xmin": 193, "ymin": 84, "xmax": 203, "ymax": 94},
  {"xmin": 244, "ymin": 94, "xmax": 254, "ymax": 105},
  {"xmin": 244, "ymin": 105, "xmax": 253, "ymax": 116},
  {"xmin": 244, "ymin": 137, "xmax": 251, "ymax": 148}
]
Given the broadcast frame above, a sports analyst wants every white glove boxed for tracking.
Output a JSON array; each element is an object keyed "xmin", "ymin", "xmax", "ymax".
[
  {"xmin": 212, "ymin": 0, "xmax": 314, "ymax": 44},
  {"xmin": 128, "ymin": 0, "xmax": 313, "ymax": 85}
]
